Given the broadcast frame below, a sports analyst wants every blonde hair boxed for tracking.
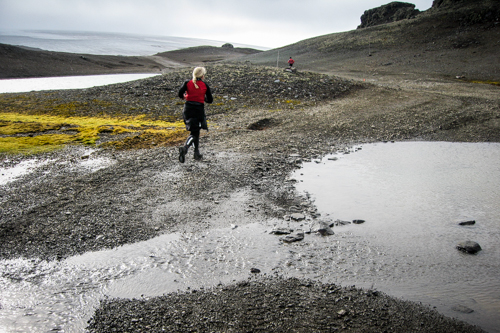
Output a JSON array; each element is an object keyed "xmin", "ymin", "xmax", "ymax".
[{"xmin": 192, "ymin": 67, "xmax": 206, "ymax": 89}]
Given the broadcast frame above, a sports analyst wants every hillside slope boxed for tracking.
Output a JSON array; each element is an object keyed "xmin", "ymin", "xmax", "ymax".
[{"xmin": 238, "ymin": 0, "xmax": 500, "ymax": 81}]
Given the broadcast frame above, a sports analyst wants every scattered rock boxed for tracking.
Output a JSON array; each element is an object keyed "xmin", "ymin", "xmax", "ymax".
[
  {"xmin": 333, "ymin": 219, "xmax": 351, "ymax": 226},
  {"xmin": 270, "ymin": 228, "xmax": 293, "ymax": 235},
  {"xmin": 456, "ymin": 241, "xmax": 482, "ymax": 254},
  {"xmin": 290, "ymin": 213, "xmax": 306, "ymax": 221},
  {"xmin": 353, "ymin": 219, "xmax": 366, "ymax": 224},
  {"xmin": 281, "ymin": 230, "xmax": 305, "ymax": 243},
  {"xmin": 289, "ymin": 206, "xmax": 302, "ymax": 212},
  {"xmin": 316, "ymin": 221, "xmax": 335, "ymax": 236},
  {"xmin": 250, "ymin": 268, "xmax": 261, "ymax": 274}
]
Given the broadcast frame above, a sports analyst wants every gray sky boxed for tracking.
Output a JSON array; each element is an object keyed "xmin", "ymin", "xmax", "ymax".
[{"xmin": 0, "ymin": 0, "xmax": 434, "ymax": 48}]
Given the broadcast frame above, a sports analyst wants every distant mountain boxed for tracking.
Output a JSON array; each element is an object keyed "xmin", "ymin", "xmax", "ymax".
[{"xmin": 155, "ymin": 45, "xmax": 262, "ymax": 65}]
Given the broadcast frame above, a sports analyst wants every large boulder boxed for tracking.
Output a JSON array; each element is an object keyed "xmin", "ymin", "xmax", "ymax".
[{"xmin": 358, "ymin": 2, "xmax": 420, "ymax": 28}]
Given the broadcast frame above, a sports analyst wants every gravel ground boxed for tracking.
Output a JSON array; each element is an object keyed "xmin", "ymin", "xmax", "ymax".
[
  {"xmin": 1, "ymin": 63, "xmax": 498, "ymax": 332},
  {"xmin": 88, "ymin": 277, "xmax": 486, "ymax": 333}
]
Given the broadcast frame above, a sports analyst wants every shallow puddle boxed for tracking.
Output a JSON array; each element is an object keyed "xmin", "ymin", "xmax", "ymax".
[
  {"xmin": 0, "ymin": 142, "xmax": 499, "ymax": 332},
  {"xmin": 293, "ymin": 141, "xmax": 500, "ymax": 333},
  {"xmin": 0, "ymin": 149, "xmax": 114, "ymax": 185}
]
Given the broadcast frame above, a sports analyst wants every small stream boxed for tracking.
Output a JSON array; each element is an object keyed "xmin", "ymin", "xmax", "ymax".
[{"xmin": 0, "ymin": 142, "xmax": 499, "ymax": 332}]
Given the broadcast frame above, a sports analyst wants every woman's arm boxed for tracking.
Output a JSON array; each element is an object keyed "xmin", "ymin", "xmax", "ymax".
[
  {"xmin": 204, "ymin": 83, "xmax": 213, "ymax": 104},
  {"xmin": 178, "ymin": 81, "xmax": 188, "ymax": 99}
]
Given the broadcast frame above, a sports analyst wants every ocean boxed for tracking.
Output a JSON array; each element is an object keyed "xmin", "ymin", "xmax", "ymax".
[{"xmin": 0, "ymin": 30, "xmax": 268, "ymax": 56}]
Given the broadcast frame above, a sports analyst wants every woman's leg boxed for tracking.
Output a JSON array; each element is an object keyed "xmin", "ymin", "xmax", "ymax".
[
  {"xmin": 179, "ymin": 129, "xmax": 200, "ymax": 163},
  {"xmin": 190, "ymin": 129, "xmax": 203, "ymax": 160}
]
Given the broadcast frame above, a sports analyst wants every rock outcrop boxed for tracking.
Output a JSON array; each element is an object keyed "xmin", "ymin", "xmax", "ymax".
[{"xmin": 358, "ymin": 2, "xmax": 420, "ymax": 28}]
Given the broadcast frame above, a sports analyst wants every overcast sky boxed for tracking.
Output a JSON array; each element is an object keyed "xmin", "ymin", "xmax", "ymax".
[{"xmin": 0, "ymin": 0, "xmax": 434, "ymax": 48}]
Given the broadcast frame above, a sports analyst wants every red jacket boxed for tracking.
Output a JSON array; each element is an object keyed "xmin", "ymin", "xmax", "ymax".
[
  {"xmin": 179, "ymin": 80, "xmax": 213, "ymax": 104},
  {"xmin": 288, "ymin": 58, "xmax": 295, "ymax": 65}
]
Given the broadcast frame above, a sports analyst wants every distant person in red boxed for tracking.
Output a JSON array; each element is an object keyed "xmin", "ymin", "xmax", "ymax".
[
  {"xmin": 177, "ymin": 67, "xmax": 213, "ymax": 163},
  {"xmin": 288, "ymin": 57, "xmax": 295, "ymax": 68}
]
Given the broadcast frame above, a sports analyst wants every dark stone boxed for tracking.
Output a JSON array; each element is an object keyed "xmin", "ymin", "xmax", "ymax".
[
  {"xmin": 358, "ymin": 2, "xmax": 420, "ymax": 29},
  {"xmin": 270, "ymin": 228, "xmax": 293, "ymax": 235},
  {"xmin": 456, "ymin": 241, "xmax": 482, "ymax": 254},
  {"xmin": 317, "ymin": 221, "xmax": 334, "ymax": 236},
  {"xmin": 333, "ymin": 219, "xmax": 351, "ymax": 226},
  {"xmin": 458, "ymin": 220, "xmax": 475, "ymax": 226},
  {"xmin": 281, "ymin": 230, "xmax": 305, "ymax": 243},
  {"xmin": 353, "ymin": 219, "xmax": 366, "ymax": 224},
  {"xmin": 250, "ymin": 268, "xmax": 261, "ymax": 273}
]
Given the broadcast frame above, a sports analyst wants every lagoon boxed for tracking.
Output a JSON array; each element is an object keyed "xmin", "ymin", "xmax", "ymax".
[{"xmin": 0, "ymin": 73, "xmax": 159, "ymax": 93}]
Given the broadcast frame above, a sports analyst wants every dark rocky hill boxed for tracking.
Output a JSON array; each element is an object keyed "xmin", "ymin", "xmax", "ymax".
[{"xmin": 237, "ymin": 0, "xmax": 500, "ymax": 81}]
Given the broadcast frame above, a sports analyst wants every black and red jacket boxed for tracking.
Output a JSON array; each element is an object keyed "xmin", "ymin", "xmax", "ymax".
[
  {"xmin": 178, "ymin": 79, "xmax": 213, "ymax": 131},
  {"xmin": 178, "ymin": 79, "xmax": 213, "ymax": 104}
]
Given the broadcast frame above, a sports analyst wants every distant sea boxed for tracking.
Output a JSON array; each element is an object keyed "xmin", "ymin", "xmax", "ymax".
[{"xmin": 0, "ymin": 30, "xmax": 269, "ymax": 56}]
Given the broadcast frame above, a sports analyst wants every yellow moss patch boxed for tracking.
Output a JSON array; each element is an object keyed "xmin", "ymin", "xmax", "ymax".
[
  {"xmin": 469, "ymin": 80, "xmax": 500, "ymax": 86},
  {"xmin": 0, "ymin": 120, "xmax": 64, "ymax": 135},
  {"xmin": 101, "ymin": 129, "xmax": 188, "ymax": 150},
  {"xmin": 0, "ymin": 112, "xmax": 187, "ymax": 155},
  {"xmin": 0, "ymin": 134, "xmax": 75, "ymax": 154}
]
